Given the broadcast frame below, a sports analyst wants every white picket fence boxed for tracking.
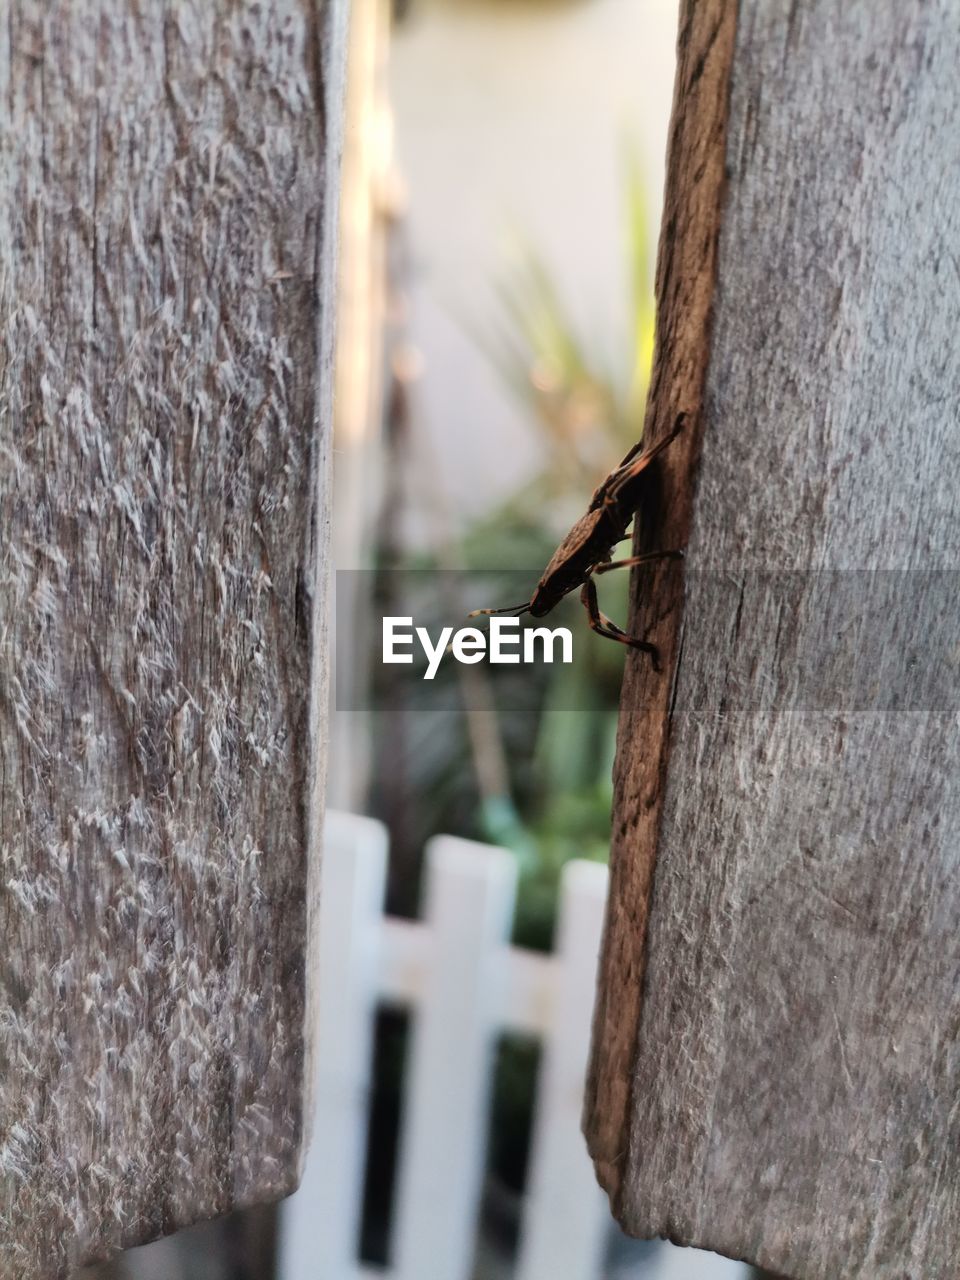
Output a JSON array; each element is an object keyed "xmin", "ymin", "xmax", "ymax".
[{"xmin": 279, "ymin": 811, "xmax": 749, "ymax": 1280}]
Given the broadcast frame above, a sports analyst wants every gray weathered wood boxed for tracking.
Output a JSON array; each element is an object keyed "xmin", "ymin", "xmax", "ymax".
[
  {"xmin": 585, "ymin": 3, "xmax": 960, "ymax": 1278},
  {"xmin": 0, "ymin": 3, "xmax": 346, "ymax": 1275}
]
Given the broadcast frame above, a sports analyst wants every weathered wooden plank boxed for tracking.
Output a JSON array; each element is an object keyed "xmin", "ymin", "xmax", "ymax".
[
  {"xmin": 393, "ymin": 838, "xmax": 517, "ymax": 1280},
  {"xmin": 582, "ymin": 0, "xmax": 737, "ymax": 1201},
  {"xmin": 516, "ymin": 861, "xmax": 610, "ymax": 1280},
  {"xmin": 0, "ymin": 3, "xmax": 346, "ymax": 1275},
  {"xmin": 585, "ymin": 3, "xmax": 960, "ymax": 1278}
]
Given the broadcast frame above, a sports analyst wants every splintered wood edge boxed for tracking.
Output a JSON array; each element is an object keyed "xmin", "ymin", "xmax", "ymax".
[
  {"xmin": 299, "ymin": 0, "xmax": 351, "ymax": 1175},
  {"xmin": 582, "ymin": 0, "xmax": 738, "ymax": 1207}
]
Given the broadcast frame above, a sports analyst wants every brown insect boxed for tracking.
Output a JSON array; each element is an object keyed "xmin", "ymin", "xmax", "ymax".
[{"xmin": 469, "ymin": 413, "xmax": 685, "ymax": 670}]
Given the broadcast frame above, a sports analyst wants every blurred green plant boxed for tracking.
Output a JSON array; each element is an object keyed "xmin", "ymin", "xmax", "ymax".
[
  {"xmin": 367, "ymin": 148, "xmax": 659, "ymax": 1210},
  {"xmin": 371, "ymin": 147, "xmax": 659, "ymax": 951},
  {"xmin": 458, "ymin": 151, "xmax": 660, "ymax": 1205},
  {"xmin": 487, "ymin": 144, "xmax": 656, "ymax": 489},
  {"xmin": 466, "ymin": 146, "xmax": 657, "ymax": 936}
]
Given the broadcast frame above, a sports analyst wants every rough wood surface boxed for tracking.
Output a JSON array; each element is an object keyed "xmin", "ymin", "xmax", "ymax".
[
  {"xmin": 584, "ymin": 0, "xmax": 737, "ymax": 1200},
  {"xmin": 585, "ymin": 3, "xmax": 960, "ymax": 1278},
  {"xmin": 0, "ymin": 4, "xmax": 346, "ymax": 1275}
]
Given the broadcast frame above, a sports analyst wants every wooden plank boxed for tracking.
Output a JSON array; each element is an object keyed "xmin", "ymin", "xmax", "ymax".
[
  {"xmin": 0, "ymin": 3, "xmax": 346, "ymax": 1275},
  {"xmin": 584, "ymin": 3, "xmax": 960, "ymax": 1278},
  {"xmin": 583, "ymin": 0, "xmax": 738, "ymax": 1201},
  {"xmin": 392, "ymin": 837, "xmax": 517, "ymax": 1280},
  {"xmin": 279, "ymin": 812, "xmax": 388, "ymax": 1280},
  {"xmin": 516, "ymin": 861, "xmax": 609, "ymax": 1280}
]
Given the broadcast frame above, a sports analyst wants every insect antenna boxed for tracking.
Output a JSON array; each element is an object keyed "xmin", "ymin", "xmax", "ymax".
[{"xmin": 467, "ymin": 602, "xmax": 531, "ymax": 619}]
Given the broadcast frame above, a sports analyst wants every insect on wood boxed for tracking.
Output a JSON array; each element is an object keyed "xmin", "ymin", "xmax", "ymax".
[{"xmin": 469, "ymin": 414, "xmax": 686, "ymax": 669}]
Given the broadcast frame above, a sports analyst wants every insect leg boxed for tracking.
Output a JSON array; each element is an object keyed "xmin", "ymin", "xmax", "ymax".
[
  {"xmin": 579, "ymin": 578, "xmax": 662, "ymax": 671},
  {"xmin": 613, "ymin": 439, "xmax": 646, "ymax": 470},
  {"xmin": 589, "ymin": 424, "xmax": 678, "ymax": 509},
  {"xmin": 467, "ymin": 602, "xmax": 531, "ymax": 618},
  {"xmin": 593, "ymin": 549, "xmax": 684, "ymax": 576},
  {"xmin": 604, "ymin": 412, "xmax": 686, "ymax": 507}
]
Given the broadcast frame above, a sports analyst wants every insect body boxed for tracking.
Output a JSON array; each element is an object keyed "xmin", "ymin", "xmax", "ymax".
[{"xmin": 469, "ymin": 414, "xmax": 685, "ymax": 669}]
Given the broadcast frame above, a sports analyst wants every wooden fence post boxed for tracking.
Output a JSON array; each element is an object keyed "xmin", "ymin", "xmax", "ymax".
[
  {"xmin": 516, "ymin": 860, "xmax": 609, "ymax": 1280},
  {"xmin": 392, "ymin": 837, "xmax": 517, "ymax": 1280},
  {"xmin": 0, "ymin": 3, "xmax": 346, "ymax": 1274},
  {"xmin": 279, "ymin": 812, "xmax": 388, "ymax": 1280},
  {"xmin": 584, "ymin": 2, "xmax": 960, "ymax": 1278}
]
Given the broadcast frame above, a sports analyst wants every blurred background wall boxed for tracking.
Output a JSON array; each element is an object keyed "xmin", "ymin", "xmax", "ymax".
[{"xmin": 389, "ymin": 0, "xmax": 680, "ymax": 519}]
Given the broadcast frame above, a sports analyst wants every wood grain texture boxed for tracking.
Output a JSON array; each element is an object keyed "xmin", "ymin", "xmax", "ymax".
[
  {"xmin": 0, "ymin": 3, "xmax": 346, "ymax": 1275},
  {"xmin": 584, "ymin": 0, "xmax": 738, "ymax": 1200},
  {"xmin": 586, "ymin": 3, "xmax": 960, "ymax": 1277}
]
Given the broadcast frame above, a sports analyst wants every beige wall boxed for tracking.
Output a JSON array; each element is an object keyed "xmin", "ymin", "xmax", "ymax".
[{"xmin": 389, "ymin": 0, "xmax": 680, "ymax": 522}]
